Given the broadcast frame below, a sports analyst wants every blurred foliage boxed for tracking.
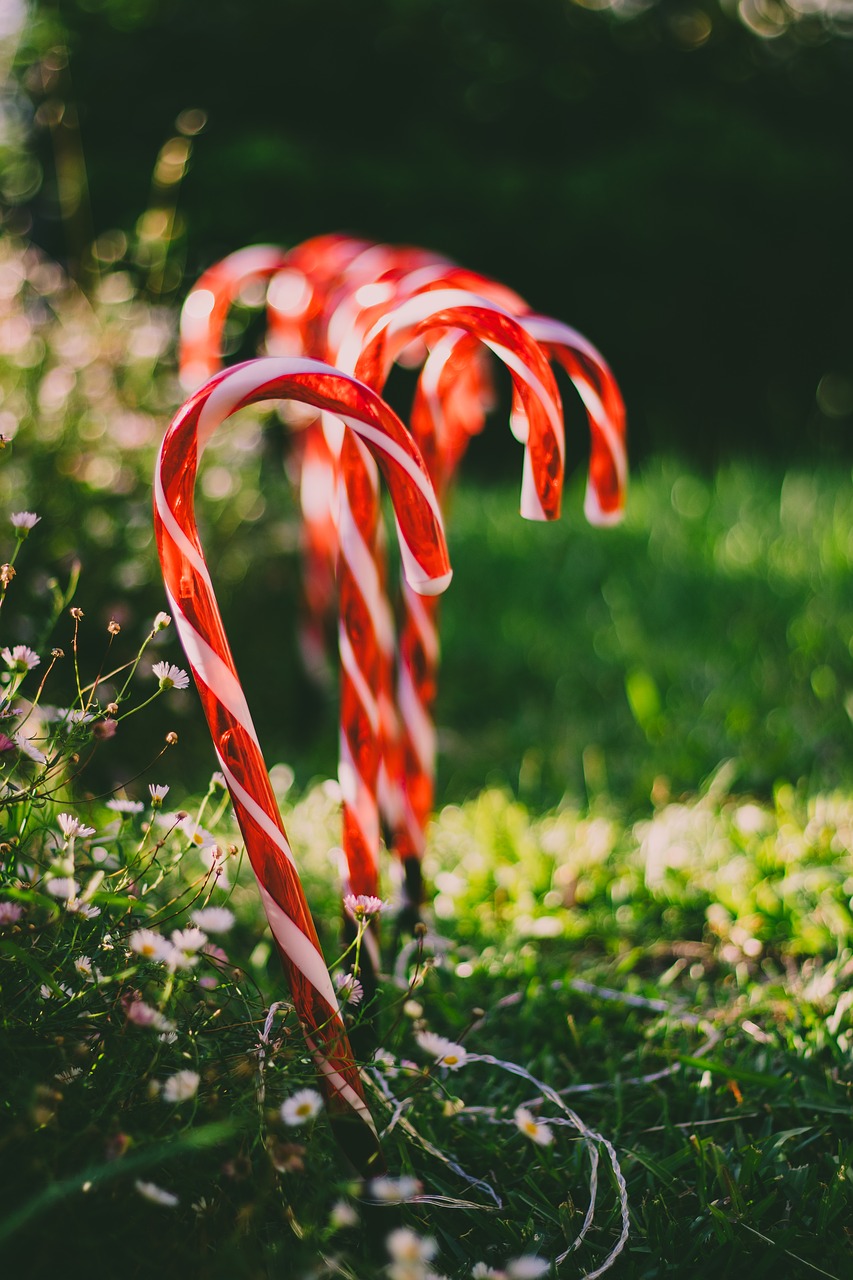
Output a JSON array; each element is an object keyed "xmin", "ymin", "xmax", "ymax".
[
  {"xmin": 434, "ymin": 458, "xmax": 853, "ymax": 811},
  {"xmin": 0, "ymin": 230, "xmax": 850, "ymax": 811},
  {"xmin": 1, "ymin": 0, "xmax": 852, "ymax": 464}
]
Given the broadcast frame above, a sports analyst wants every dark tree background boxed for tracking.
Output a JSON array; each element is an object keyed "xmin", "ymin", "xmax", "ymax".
[{"xmin": 14, "ymin": 0, "xmax": 853, "ymax": 468}]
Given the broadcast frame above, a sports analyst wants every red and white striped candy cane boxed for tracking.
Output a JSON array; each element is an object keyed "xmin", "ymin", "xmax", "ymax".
[
  {"xmin": 319, "ymin": 247, "xmax": 457, "ymax": 880},
  {"xmin": 178, "ymin": 244, "xmax": 291, "ymax": 391},
  {"xmin": 154, "ymin": 356, "xmax": 451, "ymax": 1174},
  {"xmin": 345, "ymin": 287, "xmax": 565, "ymax": 881},
  {"xmin": 397, "ymin": 300, "xmax": 625, "ymax": 887},
  {"xmin": 267, "ymin": 236, "xmax": 380, "ymax": 689},
  {"xmin": 348, "ymin": 287, "xmax": 564, "ymax": 521},
  {"xmin": 520, "ymin": 313, "xmax": 627, "ymax": 525}
]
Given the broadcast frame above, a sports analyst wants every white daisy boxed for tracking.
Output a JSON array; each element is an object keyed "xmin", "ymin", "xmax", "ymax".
[
  {"xmin": 57, "ymin": 813, "xmax": 96, "ymax": 840},
  {"xmin": 191, "ymin": 906, "xmax": 235, "ymax": 934},
  {"xmin": 415, "ymin": 1030, "xmax": 468, "ymax": 1071},
  {"xmin": 134, "ymin": 1180, "xmax": 179, "ymax": 1207},
  {"xmin": 107, "ymin": 798, "xmax": 144, "ymax": 814},
  {"xmin": 148, "ymin": 783, "xmax": 170, "ymax": 807},
  {"xmin": 43, "ymin": 707, "xmax": 94, "ymax": 726},
  {"xmin": 387, "ymin": 1227, "xmax": 437, "ymax": 1264},
  {"xmin": 0, "ymin": 901, "xmax": 23, "ymax": 926},
  {"xmin": 507, "ymin": 1259, "xmax": 551, "ymax": 1279},
  {"xmin": 513, "ymin": 1106, "xmax": 554, "ymax": 1147},
  {"xmin": 162, "ymin": 1069, "xmax": 200, "ymax": 1103},
  {"xmin": 44, "ymin": 877, "xmax": 81, "ymax": 901},
  {"xmin": 367, "ymin": 1175, "xmax": 423, "ymax": 1203},
  {"xmin": 39, "ymin": 981, "xmax": 74, "ymax": 999},
  {"xmin": 152, "ymin": 661, "xmax": 190, "ymax": 691},
  {"xmin": 129, "ymin": 927, "xmax": 173, "ymax": 963},
  {"xmin": 10, "ymin": 511, "xmax": 40, "ymax": 532},
  {"xmin": 343, "ymin": 893, "xmax": 387, "ymax": 921},
  {"xmin": 68, "ymin": 901, "xmax": 100, "ymax": 919},
  {"xmin": 165, "ymin": 945, "xmax": 199, "ymax": 971},
  {"xmin": 55, "ymin": 1067, "xmax": 83, "ymax": 1084},
  {"xmin": 170, "ymin": 926, "xmax": 207, "ymax": 954},
  {"xmin": 334, "ymin": 970, "xmax": 364, "ymax": 1005},
  {"xmin": 371, "ymin": 1047, "xmax": 399, "ymax": 1078},
  {"xmin": 329, "ymin": 1199, "xmax": 359, "ymax": 1229},
  {"xmin": 280, "ymin": 1088, "xmax": 323, "ymax": 1126},
  {"xmin": 13, "ymin": 730, "xmax": 47, "ymax": 764},
  {"xmin": 152, "ymin": 612, "xmax": 171, "ymax": 631},
  {"xmin": 180, "ymin": 817, "xmax": 218, "ymax": 851},
  {"xmin": 2, "ymin": 644, "xmax": 40, "ymax": 672}
]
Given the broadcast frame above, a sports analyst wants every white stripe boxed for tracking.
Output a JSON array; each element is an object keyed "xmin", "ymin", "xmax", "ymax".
[
  {"xmin": 377, "ymin": 288, "xmax": 510, "ymax": 342},
  {"xmin": 573, "ymin": 377, "xmax": 628, "ymax": 498},
  {"xmin": 584, "ymin": 485, "xmax": 626, "ymax": 527},
  {"xmin": 395, "ymin": 518, "xmax": 453, "ymax": 597},
  {"xmin": 154, "ymin": 443, "xmax": 212, "ymax": 586},
  {"xmin": 326, "ymin": 293, "xmax": 368, "ymax": 368},
  {"xmin": 258, "ymin": 882, "xmax": 340, "ymax": 1013},
  {"xmin": 167, "ymin": 591, "xmax": 259, "ymax": 737},
  {"xmin": 337, "ymin": 472, "xmax": 384, "ymax": 624},
  {"xmin": 520, "ymin": 447, "xmax": 548, "ymax": 522},
  {"xmin": 483, "ymin": 339, "xmax": 564, "ymax": 460},
  {"xmin": 340, "ymin": 415, "xmax": 445, "ymax": 542},
  {"xmin": 522, "ymin": 316, "xmax": 628, "ymax": 502},
  {"xmin": 195, "ymin": 356, "xmax": 352, "ymax": 456},
  {"xmin": 338, "ymin": 628, "xmax": 379, "ymax": 734},
  {"xmin": 398, "ymin": 661, "xmax": 436, "ymax": 775},
  {"xmin": 305, "ymin": 1035, "xmax": 380, "ymax": 1134},
  {"xmin": 215, "ymin": 751, "xmax": 297, "ymax": 871},
  {"xmin": 402, "ymin": 580, "xmax": 440, "ymax": 665},
  {"xmin": 523, "ymin": 314, "xmax": 605, "ymax": 367}
]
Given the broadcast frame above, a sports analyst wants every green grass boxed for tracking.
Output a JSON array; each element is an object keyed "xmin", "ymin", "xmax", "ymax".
[
  {"xmin": 2, "ymin": 778, "xmax": 852, "ymax": 1278},
  {"xmin": 0, "ymin": 230, "xmax": 852, "ymax": 1278}
]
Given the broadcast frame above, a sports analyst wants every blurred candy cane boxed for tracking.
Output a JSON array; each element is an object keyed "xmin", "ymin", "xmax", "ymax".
[
  {"xmin": 399, "ymin": 298, "xmax": 626, "ymax": 901},
  {"xmin": 343, "ymin": 288, "xmax": 565, "ymax": 896},
  {"xmin": 178, "ymin": 244, "xmax": 291, "ymax": 391},
  {"xmin": 178, "ymin": 238, "xmax": 365, "ymax": 689},
  {"xmin": 154, "ymin": 355, "xmax": 451, "ymax": 1174},
  {"xmin": 520, "ymin": 313, "xmax": 627, "ymax": 526},
  {"xmin": 318, "ymin": 245, "xmax": 456, "ymax": 851}
]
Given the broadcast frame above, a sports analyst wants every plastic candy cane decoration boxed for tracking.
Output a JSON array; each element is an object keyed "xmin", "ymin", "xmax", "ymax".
[
  {"xmin": 396, "ymin": 299, "xmax": 626, "ymax": 898},
  {"xmin": 344, "ymin": 288, "xmax": 565, "ymax": 895},
  {"xmin": 520, "ymin": 313, "xmax": 627, "ymax": 526},
  {"xmin": 178, "ymin": 244, "xmax": 291, "ymax": 391},
  {"xmin": 350, "ymin": 289, "xmax": 564, "ymax": 521},
  {"xmin": 154, "ymin": 356, "xmax": 451, "ymax": 1174},
  {"xmin": 178, "ymin": 237, "xmax": 370, "ymax": 687}
]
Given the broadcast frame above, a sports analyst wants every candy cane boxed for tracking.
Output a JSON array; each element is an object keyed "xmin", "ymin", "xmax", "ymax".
[
  {"xmin": 154, "ymin": 356, "xmax": 451, "ymax": 1174},
  {"xmin": 318, "ymin": 247, "xmax": 458, "ymax": 876},
  {"xmin": 519, "ymin": 313, "xmax": 627, "ymax": 526},
  {"xmin": 396, "ymin": 302, "xmax": 625, "ymax": 891},
  {"xmin": 178, "ymin": 244, "xmax": 291, "ymax": 391},
  {"xmin": 342, "ymin": 287, "xmax": 565, "ymax": 888}
]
